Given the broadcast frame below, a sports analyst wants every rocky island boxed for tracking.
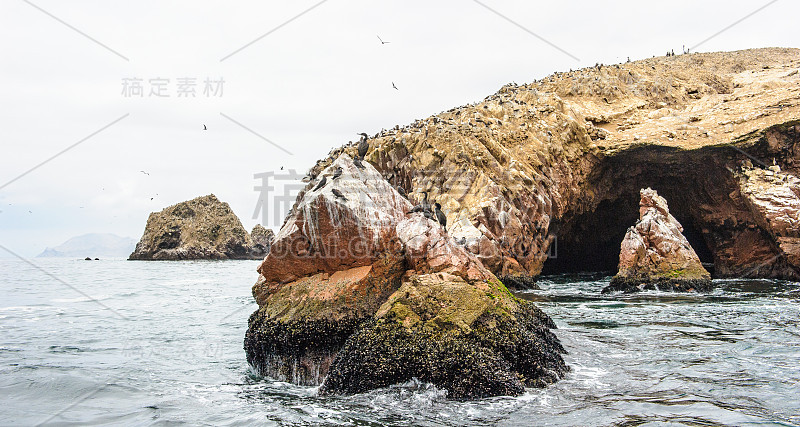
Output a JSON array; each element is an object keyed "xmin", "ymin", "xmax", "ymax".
[
  {"xmin": 245, "ymin": 156, "xmax": 568, "ymax": 398},
  {"xmin": 246, "ymin": 48, "xmax": 800, "ymax": 398},
  {"xmin": 129, "ymin": 194, "xmax": 271, "ymax": 260}
]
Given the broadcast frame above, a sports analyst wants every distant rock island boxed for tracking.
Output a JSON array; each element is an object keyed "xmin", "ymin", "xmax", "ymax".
[
  {"xmin": 129, "ymin": 194, "xmax": 272, "ymax": 260},
  {"xmin": 38, "ymin": 233, "xmax": 136, "ymax": 258}
]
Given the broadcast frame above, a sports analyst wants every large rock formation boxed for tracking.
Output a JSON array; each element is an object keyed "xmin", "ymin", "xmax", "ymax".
[
  {"xmin": 306, "ymin": 48, "xmax": 800, "ymax": 281},
  {"xmin": 602, "ymin": 188, "xmax": 712, "ymax": 293},
  {"xmin": 129, "ymin": 194, "xmax": 260, "ymax": 260},
  {"xmin": 245, "ymin": 155, "xmax": 567, "ymax": 398}
]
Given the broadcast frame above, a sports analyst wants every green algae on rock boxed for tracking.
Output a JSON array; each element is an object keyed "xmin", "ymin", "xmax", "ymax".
[{"xmin": 319, "ymin": 273, "xmax": 567, "ymax": 398}]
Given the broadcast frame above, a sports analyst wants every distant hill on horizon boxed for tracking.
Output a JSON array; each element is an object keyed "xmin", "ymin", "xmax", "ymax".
[{"xmin": 37, "ymin": 233, "xmax": 137, "ymax": 258}]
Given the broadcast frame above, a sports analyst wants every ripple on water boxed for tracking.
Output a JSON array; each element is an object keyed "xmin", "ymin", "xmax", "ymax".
[{"xmin": 1, "ymin": 261, "xmax": 799, "ymax": 426}]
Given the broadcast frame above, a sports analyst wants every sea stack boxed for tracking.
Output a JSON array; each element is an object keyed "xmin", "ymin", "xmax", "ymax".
[
  {"xmin": 244, "ymin": 154, "xmax": 568, "ymax": 398},
  {"xmin": 129, "ymin": 194, "xmax": 260, "ymax": 260},
  {"xmin": 603, "ymin": 188, "xmax": 712, "ymax": 293}
]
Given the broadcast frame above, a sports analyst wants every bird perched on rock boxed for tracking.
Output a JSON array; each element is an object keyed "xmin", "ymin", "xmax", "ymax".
[
  {"xmin": 332, "ymin": 166, "xmax": 343, "ymax": 180},
  {"xmin": 396, "ymin": 186, "xmax": 407, "ymax": 198},
  {"xmin": 313, "ymin": 175, "xmax": 327, "ymax": 191},
  {"xmin": 353, "ymin": 157, "xmax": 365, "ymax": 169},
  {"xmin": 357, "ymin": 133, "xmax": 369, "ymax": 160},
  {"xmin": 331, "ymin": 188, "xmax": 347, "ymax": 201},
  {"xmin": 407, "ymin": 191, "xmax": 431, "ymax": 215},
  {"xmin": 434, "ymin": 202, "xmax": 447, "ymax": 231}
]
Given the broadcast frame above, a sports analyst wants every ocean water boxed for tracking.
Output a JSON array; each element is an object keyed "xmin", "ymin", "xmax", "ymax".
[{"xmin": 1, "ymin": 258, "xmax": 799, "ymax": 426}]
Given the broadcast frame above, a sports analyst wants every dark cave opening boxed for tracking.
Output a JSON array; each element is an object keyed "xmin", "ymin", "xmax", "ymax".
[
  {"xmin": 540, "ymin": 196, "xmax": 638, "ymax": 275},
  {"xmin": 539, "ymin": 193, "xmax": 716, "ymax": 276},
  {"xmin": 673, "ymin": 214, "xmax": 715, "ymax": 265}
]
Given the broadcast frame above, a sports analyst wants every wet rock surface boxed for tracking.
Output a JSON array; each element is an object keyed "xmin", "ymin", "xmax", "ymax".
[
  {"xmin": 129, "ymin": 194, "xmax": 261, "ymax": 260},
  {"xmin": 319, "ymin": 273, "xmax": 567, "ymax": 398},
  {"xmin": 603, "ymin": 188, "xmax": 712, "ymax": 293}
]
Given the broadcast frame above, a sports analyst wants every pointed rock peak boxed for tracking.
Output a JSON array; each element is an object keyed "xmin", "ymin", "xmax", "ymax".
[{"xmin": 603, "ymin": 188, "xmax": 712, "ymax": 293}]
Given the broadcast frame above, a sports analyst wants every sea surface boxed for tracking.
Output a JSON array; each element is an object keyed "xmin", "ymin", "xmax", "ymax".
[{"xmin": 1, "ymin": 258, "xmax": 799, "ymax": 426}]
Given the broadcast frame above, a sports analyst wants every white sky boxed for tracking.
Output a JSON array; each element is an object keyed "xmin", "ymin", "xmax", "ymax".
[{"xmin": 0, "ymin": 0, "xmax": 797, "ymax": 256}]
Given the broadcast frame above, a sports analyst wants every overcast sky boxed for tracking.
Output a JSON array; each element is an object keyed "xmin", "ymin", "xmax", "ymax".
[{"xmin": 0, "ymin": 0, "xmax": 797, "ymax": 256}]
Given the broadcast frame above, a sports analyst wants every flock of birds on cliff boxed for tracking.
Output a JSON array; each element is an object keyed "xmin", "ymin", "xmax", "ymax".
[
  {"xmin": 308, "ymin": 133, "xmax": 447, "ymax": 233},
  {"xmin": 296, "ymin": 47, "xmax": 713, "ymax": 245}
]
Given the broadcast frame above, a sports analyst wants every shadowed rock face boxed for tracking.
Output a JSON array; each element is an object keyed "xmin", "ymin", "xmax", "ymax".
[
  {"xmin": 306, "ymin": 48, "xmax": 800, "ymax": 282},
  {"xmin": 129, "ymin": 194, "xmax": 260, "ymax": 260},
  {"xmin": 245, "ymin": 156, "xmax": 567, "ymax": 398},
  {"xmin": 603, "ymin": 188, "xmax": 712, "ymax": 293}
]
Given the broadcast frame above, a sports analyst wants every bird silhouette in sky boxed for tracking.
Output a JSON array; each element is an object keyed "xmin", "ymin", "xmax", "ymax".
[
  {"xmin": 203, "ymin": 124, "xmax": 207, "ymax": 130},
  {"xmin": 140, "ymin": 171, "xmax": 150, "ymax": 176},
  {"xmin": 392, "ymin": 82, "xmax": 399, "ymax": 90},
  {"xmin": 377, "ymin": 35, "xmax": 390, "ymax": 45}
]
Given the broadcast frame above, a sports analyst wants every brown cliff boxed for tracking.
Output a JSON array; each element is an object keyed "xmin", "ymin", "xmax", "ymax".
[{"xmin": 307, "ymin": 47, "xmax": 800, "ymax": 281}]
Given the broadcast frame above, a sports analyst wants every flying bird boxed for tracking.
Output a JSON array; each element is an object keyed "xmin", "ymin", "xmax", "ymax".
[
  {"xmin": 313, "ymin": 175, "xmax": 327, "ymax": 191},
  {"xmin": 280, "ymin": 166, "xmax": 284, "ymax": 170},
  {"xmin": 377, "ymin": 35, "xmax": 390, "ymax": 45},
  {"xmin": 140, "ymin": 171, "xmax": 150, "ymax": 176},
  {"xmin": 331, "ymin": 188, "xmax": 347, "ymax": 201},
  {"xmin": 392, "ymin": 82, "xmax": 398, "ymax": 90},
  {"xmin": 203, "ymin": 124, "xmax": 207, "ymax": 130}
]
